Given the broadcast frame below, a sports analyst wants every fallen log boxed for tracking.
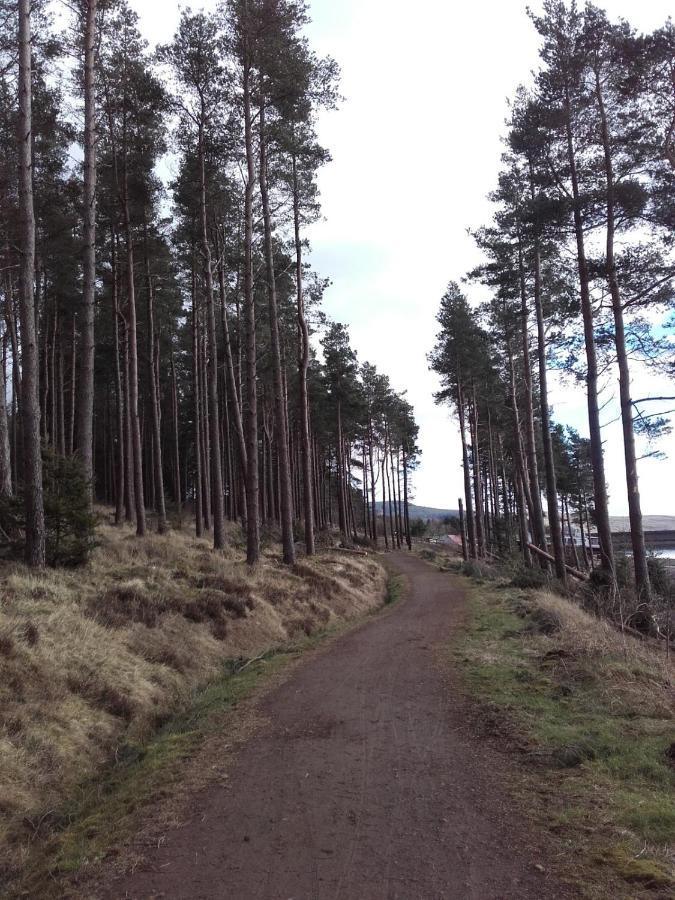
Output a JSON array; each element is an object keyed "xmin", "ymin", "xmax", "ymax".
[{"xmin": 526, "ymin": 542, "xmax": 588, "ymax": 582}]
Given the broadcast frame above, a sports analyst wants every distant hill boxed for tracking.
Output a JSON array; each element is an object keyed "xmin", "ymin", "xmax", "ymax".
[
  {"xmin": 610, "ymin": 515, "xmax": 675, "ymax": 533},
  {"xmin": 376, "ymin": 502, "xmax": 459, "ymax": 521}
]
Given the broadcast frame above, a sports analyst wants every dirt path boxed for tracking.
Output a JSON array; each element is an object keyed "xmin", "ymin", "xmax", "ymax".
[{"xmin": 99, "ymin": 552, "xmax": 571, "ymax": 900}]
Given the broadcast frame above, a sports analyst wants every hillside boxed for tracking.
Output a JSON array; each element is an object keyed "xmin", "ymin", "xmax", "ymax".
[
  {"xmin": 376, "ymin": 502, "xmax": 459, "ymax": 521},
  {"xmin": 610, "ymin": 515, "xmax": 675, "ymax": 532}
]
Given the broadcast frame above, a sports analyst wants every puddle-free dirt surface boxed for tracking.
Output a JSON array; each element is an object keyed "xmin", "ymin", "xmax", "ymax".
[{"xmin": 99, "ymin": 552, "xmax": 572, "ymax": 899}]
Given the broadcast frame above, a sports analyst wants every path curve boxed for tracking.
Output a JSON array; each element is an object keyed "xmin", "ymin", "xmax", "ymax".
[{"xmin": 100, "ymin": 552, "xmax": 569, "ymax": 899}]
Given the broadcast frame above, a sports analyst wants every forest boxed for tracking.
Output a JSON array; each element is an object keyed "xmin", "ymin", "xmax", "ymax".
[
  {"xmin": 0, "ymin": 0, "xmax": 674, "ymax": 895},
  {"xmin": 431, "ymin": 0, "xmax": 675, "ymax": 629},
  {"xmin": 0, "ymin": 0, "xmax": 419, "ymax": 570}
]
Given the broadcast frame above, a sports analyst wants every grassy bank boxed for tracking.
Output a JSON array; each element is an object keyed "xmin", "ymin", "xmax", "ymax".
[
  {"xmin": 0, "ymin": 516, "xmax": 386, "ymax": 888},
  {"xmin": 453, "ymin": 569, "xmax": 675, "ymax": 896}
]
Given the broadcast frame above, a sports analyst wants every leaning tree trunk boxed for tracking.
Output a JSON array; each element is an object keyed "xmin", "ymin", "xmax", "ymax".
[
  {"xmin": 17, "ymin": 0, "xmax": 45, "ymax": 567},
  {"xmin": 518, "ymin": 237, "xmax": 547, "ymax": 557},
  {"xmin": 563, "ymin": 84, "xmax": 614, "ymax": 578},
  {"xmin": 258, "ymin": 104, "xmax": 294, "ymax": 564},
  {"xmin": 77, "ymin": 0, "xmax": 97, "ymax": 506},
  {"xmin": 593, "ymin": 68, "xmax": 651, "ymax": 602},
  {"xmin": 529, "ymin": 201, "xmax": 566, "ymax": 584}
]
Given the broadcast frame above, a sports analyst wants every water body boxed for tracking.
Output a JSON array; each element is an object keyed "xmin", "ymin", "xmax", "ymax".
[{"xmin": 652, "ymin": 547, "xmax": 675, "ymax": 560}]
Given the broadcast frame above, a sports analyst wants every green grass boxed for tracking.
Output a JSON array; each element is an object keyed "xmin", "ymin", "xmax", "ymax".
[
  {"xmin": 454, "ymin": 579, "xmax": 675, "ymax": 893},
  {"xmin": 384, "ymin": 573, "xmax": 405, "ymax": 605}
]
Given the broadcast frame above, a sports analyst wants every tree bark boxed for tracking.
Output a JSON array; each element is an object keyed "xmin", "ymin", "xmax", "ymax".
[
  {"xmin": 17, "ymin": 0, "xmax": 45, "ymax": 567},
  {"xmin": 192, "ymin": 263, "xmax": 203, "ymax": 538},
  {"xmin": 259, "ymin": 104, "xmax": 294, "ymax": 564},
  {"xmin": 457, "ymin": 382, "xmax": 476, "ymax": 558},
  {"xmin": 198, "ymin": 119, "xmax": 225, "ymax": 550},
  {"xmin": 144, "ymin": 225, "xmax": 167, "ymax": 533},
  {"xmin": 593, "ymin": 66, "xmax": 651, "ymax": 601},
  {"xmin": 0, "ymin": 322, "xmax": 12, "ymax": 496},
  {"xmin": 292, "ymin": 154, "xmax": 315, "ymax": 556},
  {"xmin": 78, "ymin": 0, "xmax": 97, "ymax": 505},
  {"xmin": 563, "ymin": 83, "xmax": 614, "ymax": 577},
  {"xmin": 242, "ymin": 48, "xmax": 259, "ymax": 565},
  {"xmin": 111, "ymin": 227, "xmax": 125, "ymax": 525},
  {"xmin": 517, "ymin": 237, "xmax": 547, "ymax": 555},
  {"xmin": 121, "ymin": 172, "xmax": 145, "ymax": 536},
  {"xmin": 529, "ymin": 197, "xmax": 566, "ymax": 583}
]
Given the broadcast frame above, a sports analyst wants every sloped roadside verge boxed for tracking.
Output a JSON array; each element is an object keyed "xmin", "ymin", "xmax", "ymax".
[
  {"xmin": 452, "ymin": 567, "xmax": 675, "ymax": 899},
  {"xmin": 0, "ymin": 520, "xmax": 386, "ymax": 896}
]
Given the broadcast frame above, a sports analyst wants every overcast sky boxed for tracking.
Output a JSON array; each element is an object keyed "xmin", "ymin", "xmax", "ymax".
[{"xmin": 134, "ymin": 0, "xmax": 675, "ymax": 516}]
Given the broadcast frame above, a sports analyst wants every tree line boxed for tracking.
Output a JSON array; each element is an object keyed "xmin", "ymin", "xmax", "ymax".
[
  {"xmin": 0, "ymin": 0, "xmax": 418, "ymax": 568},
  {"xmin": 431, "ymin": 0, "xmax": 674, "ymax": 611}
]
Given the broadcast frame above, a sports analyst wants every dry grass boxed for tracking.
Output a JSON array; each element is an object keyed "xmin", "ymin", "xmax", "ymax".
[{"xmin": 0, "ymin": 515, "xmax": 385, "ymax": 878}]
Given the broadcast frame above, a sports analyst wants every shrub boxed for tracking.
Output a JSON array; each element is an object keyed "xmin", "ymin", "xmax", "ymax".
[
  {"xmin": 0, "ymin": 448, "xmax": 97, "ymax": 567},
  {"xmin": 510, "ymin": 566, "xmax": 549, "ymax": 590},
  {"xmin": 647, "ymin": 555, "xmax": 674, "ymax": 601}
]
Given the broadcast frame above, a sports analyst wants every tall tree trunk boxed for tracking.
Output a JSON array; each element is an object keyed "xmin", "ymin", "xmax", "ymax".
[
  {"xmin": 380, "ymin": 451, "xmax": 389, "ymax": 550},
  {"xmin": 198, "ymin": 120, "xmax": 225, "ymax": 550},
  {"xmin": 17, "ymin": 0, "xmax": 45, "ymax": 567},
  {"xmin": 292, "ymin": 154, "xmax": 315, "ymax": 556},
  {"xmin": 517, "ymin": 237, "xmax": 547, "ymax": 555},
  {"xmin": 144, "ymin": 225, "xmax": 167, "ymax": 533},
  {"xmin": 198, "ymin": 303, "xmax": 211, "ymax": 532},
  {"xmin": 563, "ymin": 83, "xmax": 614, "ymax": 577},
  {"xmin": 335, "ymin": 400, "xmax": 349, "ymax": 544},
  {"xmin": 68, "ymin": 314, "xmax": 76, "ymax": 456},
  {"xmin": 216, "ymin": 231, "xmax": 247, "ymax": 517},
  {"xmin": 78, "ymin": 0, "xmax": 97, "ymax": 505},
  {"xmin": 458, "ymin": 497, "xmax": 468, "ymax": 560},
  {"xmin": 470, "ymin": 392, "xmax": 485, "ymax": 557},
  {"xmin": 122, "ymin": 319, "xmax": 134, "ymax": 522},
  {"xmin": 530, "ymin": 196, "xmax": 566, "ymax": 583},
  {"xmin": 242, "ymin": 52, "xmax": 259, "ymax": 565},
  {"xmin": 111, "ymin": 227, "xmax": 125, "ymax": 525},
  {"xmin": 122, "ymin": 174, "xmax": 145, "ymax": 536},
  {"xmin": 368, "ymin": 426, "xmax": 378, "ymax": 547},
  {"xmin": 0, "ymin": 324, "xmax": 12, "ymax": 496},
  {"xmin": 192, "ymin": 264, "xmax": 203, "ymax": 538},
  {"xmin": 259, "ymin": 105, "xmax": 294, "ymax": 564},
  {"xmin": 457, "ymin": 382, "xmax": 476, "ymax": 558},
  {"xmin": 515, "ymin": 468, "xmax": 532, "ymax": 566},
  {"xmin": 170, "ymin": 352, "xmax": 182, "ymax": 521},
  {"xmin": 403, "ymin": 448, "xmax": 412, "ymax": 550},
  {"xmin": 593, "ymin": 67, "xmax": 651, "ymax": 602}
]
